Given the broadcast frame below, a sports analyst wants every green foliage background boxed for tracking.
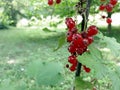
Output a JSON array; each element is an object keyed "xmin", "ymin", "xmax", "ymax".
[{"xmin": 0, "ymin": 0, "xmax": 120, "ymax": 90}]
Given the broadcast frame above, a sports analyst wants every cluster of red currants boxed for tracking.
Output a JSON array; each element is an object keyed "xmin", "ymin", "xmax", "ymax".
[
  {"xmin": 48, "ymin": 0, "xmax": 61, "ymax": 6},
  {"xmin": 65, "ymin": 17, "xmax": 98, "ymax": 72},
  {"xmin": 99, "ymin": 0, "xmax": 118, "ymax": 24}
]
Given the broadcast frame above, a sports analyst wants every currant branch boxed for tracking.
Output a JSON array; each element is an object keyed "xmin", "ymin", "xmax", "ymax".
[
  {"xmin": 65, "ymin": 0, "xmax": 98, "ymax": 73},
  {"xmin": 75, "ymin": 0, "xmax": 92, "ymax": 77}
]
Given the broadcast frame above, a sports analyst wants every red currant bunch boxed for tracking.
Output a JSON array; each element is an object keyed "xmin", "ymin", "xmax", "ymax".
[
  {"xmin": 48, "ymin": 0, "xmax": 62, "ymax": 6},
  {"xmin": 65, "ymin": 17, "xmax": 98, "ymax": 72},
  {"xmin": 99, "ymin": 0, "xmax": 118, "ymax": 24},
  {"xmin": 99, "ymin": 0, "xmax": 118, "ymax": 12}
]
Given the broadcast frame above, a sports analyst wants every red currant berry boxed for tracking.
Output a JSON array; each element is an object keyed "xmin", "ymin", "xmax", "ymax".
[
  {"xmin": 76, "ymin": 47, "xmax": 84, "ymax": 55},
  {"xmin": 110, "ymin": 0, "xmax": 118, "ymax": 6},
  {"xmin": 66, "ymin": 64, "xmax": 69, "ymax": 68},
  {"xmin": 81, "ymin": 31, "xmax": 88, "ymax": 38},
  {"xmin": 69, "ymin": 27, "xmax": 78, "ymax": 33},
  {"xmin": 68, "ymin": 55, "xmax": 77, "ymax": 64},
  {"xmin": 56, "ymin": 0, "xmax": 61, "ymax": 4},
  {"xmin": 99, "ymin": 4, "xmax": 106, "ymax": 11},
  {"xmin": 87, "ymin": 36, "xmax": 94, "ymax": 45},
  {"xmin": 87, "ymin": 25, "xmax": 98, "ymax": 36},
  {"xmin": 72, "ymin": 33, "xmax": 83, "ymax": 46},
  {"xmin": 83, "ymin": 65, "xmax": 91, "ymax": 73},
  {"xmin": 69, "ymin": 64, "xmax": 76, "ymax": 71},
  {"xmin": 83, "ymin": 46, "xmax": 87, "ymax": 52},
  {"xmin": 85, "ymin": 68, "xmax": 91, "ymax": 73},
  {"xmin": 77, "ymin": 40, "xmax": 86, "ymax": 49},
  {"xmin": 101, "ymin": 15, "xmax": 106, "ymax": 19},
  {"xmin": 68, "ymin": 44, "xmax": 76, "ymax": 54},
  {"xmin": 106, "ymin": 18, "xmax": 112, "ymax": 24},
  {"xmin": 48, "ymin": 0, "xmax": 54, "ymax": 5},
  {"xmin": 65, "ymin": 18, "xmax": 75, "ymax": 29},
  {"xmin": 105, "ymin": 4, "xmax": 113, "ymax": 12},
  {"xmin": 67, "ymin": 31, "xmax": 73, "ymax": 42},
  {"xmin": 83, "ymin": 38, "xmax": 89, "ymax": 46}
]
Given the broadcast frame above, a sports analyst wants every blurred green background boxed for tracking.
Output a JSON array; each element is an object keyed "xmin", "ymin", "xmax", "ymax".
[{"xmin": 0, "ymin": 0, "xmax": 120, "ymax": 90}]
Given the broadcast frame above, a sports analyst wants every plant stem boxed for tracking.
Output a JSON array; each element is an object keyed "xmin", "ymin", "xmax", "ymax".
[
  {"xmin": 86, "ymin": 0, "xmax": 92, "ymax": 20},
  {"xmin": 75, "ymin": 63, "xmax": 82, "ymax": 77},
  {"xmin": 107, "ymin": 12, "xmax": 112, "ymax": 35},
  {"xmin": 85, "ymin": 0, "xmax": 92, "ymax": 30},
  {"xmin": 75, "ymin": 0, "xmax": 92, "ymax": 78}
]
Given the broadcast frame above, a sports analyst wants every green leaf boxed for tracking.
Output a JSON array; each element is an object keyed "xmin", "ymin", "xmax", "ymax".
[
  {"xmin": 15, "ymin": 81, "xmax": 27, "ymax": 90},
  {"xmin": 108, "ymin": 70, "xmax": 120, "ymax": 90},
  {"xmin": 75, "ymin": 77, "xmax": 93, "ymax": 90},
  {"xmin": 25, "ymin": 60, "xmax": 64, "ymax": 86},
  {"xmin": 96, "ymin": 32, "xmax": 120, "ymax": 57},
  {"xmin": 78, "ymin": 43, "xmax": 120, "ymax": 90},
  {"xmin": 100, "ymin": 36, "xmax": 120, "ymax": 57},
  {"xmin": 0, "ymin": 86, "xmax": 15, "ymax": 90},
  {"xmin": 77, "ymin": 45, "xmax": 108, "ymax": 79},
  {"xmin": 0, "ymin": 82, "xmax": 16, "ymax": 90},
  {"xmin": 115, "ymin": 66, "xmax": 120, "ymax": 77},
  {"xmin": 25, "ymin": 60, "xmax": 42, "ymax": 77},
  {"xmin": 53, "ymin": 35, "xmax": 66, "ymax": 51},
  {"xmin": 42, "ymin": 28, "xmax": 55, "ymax": 32}
]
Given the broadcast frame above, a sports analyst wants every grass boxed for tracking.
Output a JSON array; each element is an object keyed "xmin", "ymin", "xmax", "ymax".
[{"xmin": 0, "ymin": 27, "xmax": 75, "ymax": 90}]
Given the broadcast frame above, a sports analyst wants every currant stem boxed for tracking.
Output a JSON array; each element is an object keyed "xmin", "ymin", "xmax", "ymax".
[
  {"xmin": 83, "ymin": 13, "xmax": 87, "ymax": 31},
  {"xmin": 75, "ymin": 0, "xmax": 92, "ymax": 78},
  {"xmin": 84, "ymin": 0, "xmax": 92, "ymax": 31},
  {"xmin": 75, "ymin": 62, "xmax": 82, "ymax": 77}
]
